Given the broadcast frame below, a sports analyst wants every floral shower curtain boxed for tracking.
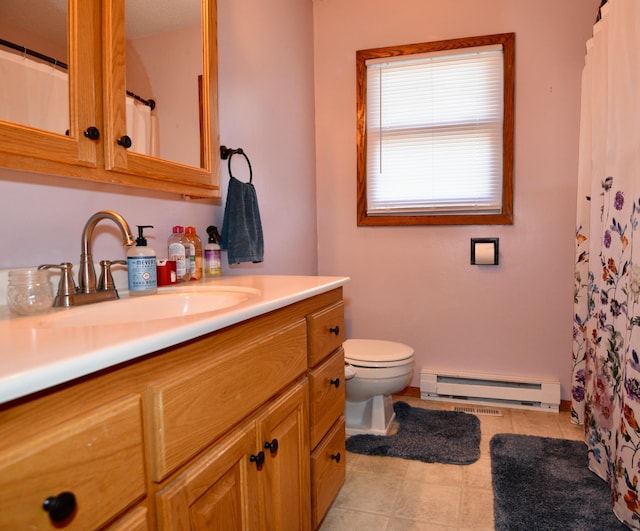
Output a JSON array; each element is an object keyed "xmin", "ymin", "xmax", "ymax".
[{"xmin": 572, "ymin": 0, "xmax": 640, "ymax": 527}]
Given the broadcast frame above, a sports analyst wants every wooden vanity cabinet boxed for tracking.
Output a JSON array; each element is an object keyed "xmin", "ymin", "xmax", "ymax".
[
  {"xmin": 0, "ymin": 0, "xmax": 220, "ymax": 198},
  {"xmin": 306, "ymin": 301, "xmax": 347, "ymax": 529},
  {"xmin": 156, "ymin": 381, "xmax": 310, "ymax": 530},
  {"xmin": 0, "ymin": 288, "xmax": 345, "ymax": 530}
]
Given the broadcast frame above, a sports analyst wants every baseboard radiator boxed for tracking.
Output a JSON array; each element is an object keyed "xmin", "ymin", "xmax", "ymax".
[{"xmin": 420, "ymin": 369, "xmax": 561, "ymax": 412}]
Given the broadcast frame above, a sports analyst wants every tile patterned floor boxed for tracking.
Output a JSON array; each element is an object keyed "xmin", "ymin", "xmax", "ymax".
[{"xmin": 320, "ymin": 396, "xmax": 584, "ymax": 531}]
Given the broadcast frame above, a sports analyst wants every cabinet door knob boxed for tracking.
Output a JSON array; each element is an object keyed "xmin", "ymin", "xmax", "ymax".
[
  {"xmin": 250, "ymin": 451, "xmax": 265, "ymax": 470},
  {"xmin": 83, "ymin": 126, "xmax": 100, "ymax": 140},
  {"xmin": 117, "ymin": 135, "xmax": 132, "ymax": 148},
  {"xmin": 330, "ymin": 377, "xmax": 341, "ymax": 388},
  {"xmin": 330, "ymin": 452, "xmax": 341, "ymax": 463},
  {"xmin": 329, "ymin": 325, "xmax": 340, "ymax": 336},
  {"xmin": 264, "ymin": 438, "xmax": 279, "ymax": 455},
  {"xmin": 43, "ymin": 491, "xmax": 76, "ymax": 523}
]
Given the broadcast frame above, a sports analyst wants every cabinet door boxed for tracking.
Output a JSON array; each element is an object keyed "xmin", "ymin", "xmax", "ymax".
[
  {"xmin": 0, "ymin": 0, "xmax": 98, "ymax": 168},
  {"xmin": 257, "ymin": 381, "xmax": 311, "ymax": 531},
  {"xmin": 102, "ymin": 0, "xmax": 220, "ymax": 196},
  {"xmin": 156, "ymin": 419, "xmax": 261, "ymax": 531}
]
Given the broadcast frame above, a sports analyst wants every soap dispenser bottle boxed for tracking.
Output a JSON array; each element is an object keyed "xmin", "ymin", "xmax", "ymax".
[
  {"xmin": 204, "ymin": 225, "xmax": 222, "ymax": 276},
  {"xmin": 127, "ymin": 225, "xmax": 157, "ymax": 296}
]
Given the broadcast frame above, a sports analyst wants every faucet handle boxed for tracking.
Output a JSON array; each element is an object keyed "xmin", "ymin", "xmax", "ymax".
[
  {"xmin": 98, "ymin": 260, "xmax": 127, "ymax": 292},
  {"xmin": 38, "ymin": 263, "xmax": 77, "ymax": 308}
]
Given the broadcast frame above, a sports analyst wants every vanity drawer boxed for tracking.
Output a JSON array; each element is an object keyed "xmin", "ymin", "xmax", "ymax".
[
  {"xmin": 307, "ymin": 301, "xmax": 345, "ymax": 366},
  {"xmin": 311, "ymin": 417, "xmax": 346, "ymax": 529},
  {"xmin": 309, "ymin": 347, "xmax": 345, "ymax": 449},
  {"xmin": 148, "ymin": 319, "xmax": 308, "ymax": 481},
  {"xmin": 0, "ymin": 395, "xmax": 145, "ymax": 530}
]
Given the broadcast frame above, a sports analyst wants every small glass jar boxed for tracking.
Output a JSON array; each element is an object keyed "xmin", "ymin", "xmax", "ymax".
[{"xmin": 7, "ymin": 269, "xmax": 54, "ymax": 316}]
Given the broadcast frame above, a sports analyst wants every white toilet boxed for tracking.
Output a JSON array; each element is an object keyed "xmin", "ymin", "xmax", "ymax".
[{"xmin": 343, "ymin": 339, "xmax": 415, "ymax": 436}]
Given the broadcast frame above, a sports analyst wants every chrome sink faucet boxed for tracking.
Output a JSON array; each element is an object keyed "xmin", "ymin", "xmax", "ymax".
[
  {"xmin": 39, "ymin": 210, "xmax": 135, "ymax": 307},
  {"xmin": 78, "ymin": 210, "xmax": 135, "ymax": 294}
]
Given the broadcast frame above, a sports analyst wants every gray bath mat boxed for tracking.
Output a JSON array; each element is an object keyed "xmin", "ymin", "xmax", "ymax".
[
  {"xmin": 490, "ymin": 434, "xmax": 628, "ymax": 530},
  {"xmin": 346, "ymin": 401, "xmax": 481, "ymax": 464}
]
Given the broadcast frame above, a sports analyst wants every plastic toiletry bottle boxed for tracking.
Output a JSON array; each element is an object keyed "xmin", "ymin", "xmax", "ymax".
[
  {"xmin": 185, "ymin": 226, "xmax": 203, "ymax": 280},
  {"xmin": 168, "ymin": 226, "xmax": 188, "ymax": 282},
  {"xmin": 127, "ymin": 225, "xmax": 158, "ymax": 296},
  {"xmin": 182, "ymin": 228, "xmax": 195, "ymax": 280},
  {"xmin": 204, "ymin": 225, "xmax": 222, "ymax": 276}
]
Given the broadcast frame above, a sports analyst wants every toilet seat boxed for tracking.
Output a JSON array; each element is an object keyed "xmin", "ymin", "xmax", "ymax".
[{"xmin": 343, "ymin": 339, "xmax": 414, "ymax": 368}]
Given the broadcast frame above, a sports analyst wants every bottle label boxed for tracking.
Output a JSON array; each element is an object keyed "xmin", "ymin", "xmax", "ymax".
[
  {"xmin": 128, "ymin": 256, "xmax": 157, "ymax": 291},
  {"xmin": 204, "ymin": 249, "xmax": 222, "ymax": 275},
  {"xmin": 186, "ymin": 242, "xmax": 195, "ymax": 276},
  {"xmin": 168, "ymin": 242, "xmax": 186, "ymax": 278}
]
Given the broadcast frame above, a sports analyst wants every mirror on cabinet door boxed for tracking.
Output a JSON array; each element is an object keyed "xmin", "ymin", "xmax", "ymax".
[
  {"xmin": 0, "ymin": 0, "xmax": 68, "ymax": 135},
  {"xmin": 104, "ymin": 0, "xmax": 217, "ymax": 191},
  {"xmin": 0, "ymin": 0, "xmax": 98, "ymax": 168},
  {"xmin": 125, "ymin": 0, "xmax": 203, "ymax": 167}
]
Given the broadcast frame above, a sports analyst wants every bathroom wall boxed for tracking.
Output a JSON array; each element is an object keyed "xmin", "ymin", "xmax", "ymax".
[
  {"xmin": 0, "ymin": 0, "xmax": 600, "ymax": 402},
  {"xmin": 0, "ymin": 0, "xmax": 318, "ymax": 276},
  {"xmin": 314, "ymin": 0, "xmax": 600, "ymax": 399}
]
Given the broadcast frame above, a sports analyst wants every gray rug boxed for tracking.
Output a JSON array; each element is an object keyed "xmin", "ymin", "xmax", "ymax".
[
  {"xmin": 345, "ymin": 401, "xmax": 481, "ymax": 464},
  {"xmin": 491, "ymin": 434, "xmax": 628, "ymax": 530}
]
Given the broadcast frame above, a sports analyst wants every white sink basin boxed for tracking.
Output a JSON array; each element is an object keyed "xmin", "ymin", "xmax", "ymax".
[{"xmin": 32, "ymin": 285, "xmax": 260, "ymax": 328}]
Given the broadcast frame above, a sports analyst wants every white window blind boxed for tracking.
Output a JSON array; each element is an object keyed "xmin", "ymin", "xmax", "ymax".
[{"xmin": 365, "ymin": 45, "xmax": 505, "ymax": 216}]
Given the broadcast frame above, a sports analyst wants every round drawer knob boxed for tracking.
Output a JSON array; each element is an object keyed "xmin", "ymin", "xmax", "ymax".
[
  {"xmin": 83, "ymin": 126, "xmax": 100, "ymax": 140},
  {"xmin": 330, "ymin": 452, "xmax": 341, "ymax": 463},
  {"xmin": 250, "ymin": 451, "xmax": 265, "ymax": 470},
  {"xmin": 43, "ymin": 491, "xmax": 76, "ymax": 523},
  {"xmin": 117, "ymin": 135, "xmax": 132, "ymax": 148},
  {"xmin": 330, "ymin": 377, "xmax": 341, "ymax": 388},
  {"xmin": 264, "ymin": 438, "xmax": 279, "ymax": 455},
  {"xmin": 329, "ymin": 325, "xmax": 340, "ymax": 336}
]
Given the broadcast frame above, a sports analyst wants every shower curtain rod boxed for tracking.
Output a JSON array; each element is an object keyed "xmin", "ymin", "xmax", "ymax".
[
  {"xmin": 0, "ymin": 37, "xmax": 156, "ymax": 110},
  {"xmin": 0, "ymin": 37, "xmax": 67, "ymax": 69}
]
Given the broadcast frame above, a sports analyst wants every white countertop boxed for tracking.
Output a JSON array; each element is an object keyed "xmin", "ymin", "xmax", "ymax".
[{"xmin": 0, "ymin": 275, "xmax": 349, "ymax": 405}]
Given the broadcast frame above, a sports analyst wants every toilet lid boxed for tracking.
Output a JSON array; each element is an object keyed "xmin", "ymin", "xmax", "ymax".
[{"xmin": 343, "ymin": 339, "xmax": 414, "ymax": 366}]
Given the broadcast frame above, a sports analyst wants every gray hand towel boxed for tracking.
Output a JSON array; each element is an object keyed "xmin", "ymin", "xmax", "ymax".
[{"xmin": 221, "ymin": 176, "xmax": 264, "ymax": 264}]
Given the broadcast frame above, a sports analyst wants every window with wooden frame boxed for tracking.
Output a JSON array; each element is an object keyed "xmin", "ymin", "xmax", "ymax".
[{"xmin": 356, "ymin": 33, "xmax": 515, "ymax": 226}]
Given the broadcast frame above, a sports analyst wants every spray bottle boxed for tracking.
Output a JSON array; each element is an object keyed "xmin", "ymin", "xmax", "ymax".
[{"xmin": 204, "ymin": 225, "xmax": 222, "ymax": 276}]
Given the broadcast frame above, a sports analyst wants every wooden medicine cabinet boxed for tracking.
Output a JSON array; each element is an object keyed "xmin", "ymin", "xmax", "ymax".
[{"xmin": 0, "ymin": 0, "xmax": 220, "ymax": 198}]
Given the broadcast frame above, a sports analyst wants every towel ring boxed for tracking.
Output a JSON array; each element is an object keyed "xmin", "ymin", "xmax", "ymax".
[{"xmin": 220, "ymin": 145, "xmax": 253, "ymax": 183}]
